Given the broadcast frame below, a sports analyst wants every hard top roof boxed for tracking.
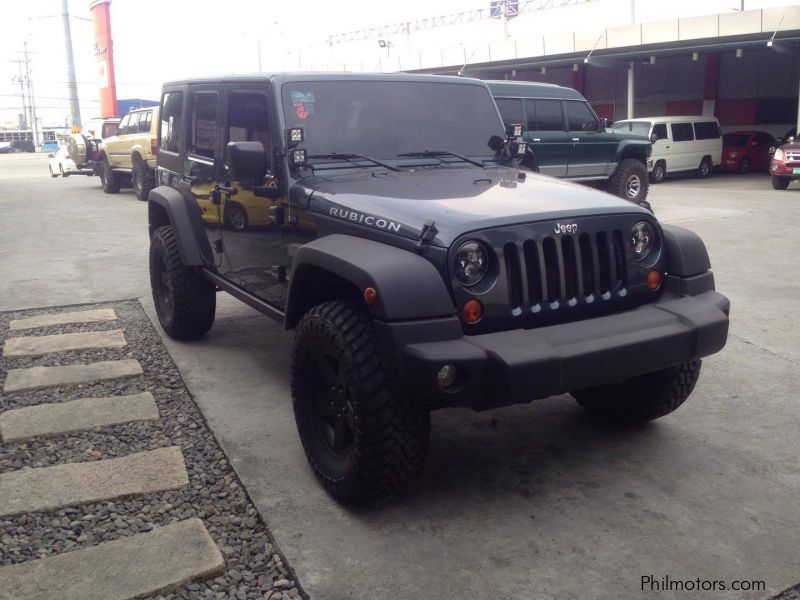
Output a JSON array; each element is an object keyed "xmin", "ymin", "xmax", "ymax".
[
  {"xmin": 162, "ymin": 72, "xmax": 486, "ymax": 88},
  {"xmin": 485, "ymin": 80, "xmax": 585, "ymax": 101}
]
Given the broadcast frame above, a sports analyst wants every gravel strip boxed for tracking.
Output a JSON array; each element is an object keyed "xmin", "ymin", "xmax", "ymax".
[{"xmin": 0, "ymin": 300, "xmax": 306, "ymax": 600}]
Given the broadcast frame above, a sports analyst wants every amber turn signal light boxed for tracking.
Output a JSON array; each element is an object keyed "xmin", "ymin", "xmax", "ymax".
[
  {"xmin": 363, "ymin": 287, "xmax": 378, "ymax": 305},
  {"xmin": 462, "ymin": 299, "xmax": 483, "ymax": 323},
  {"xmin": 647, "ymin": 270, "xmax": 661, "ymax": 291}
]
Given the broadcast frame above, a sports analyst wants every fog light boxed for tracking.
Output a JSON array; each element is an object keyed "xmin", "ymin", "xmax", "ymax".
[
  {"xmin": 647, "ymin": 270, "xmax": 661, "ymax": 291},
  {"xmin": 462, "ymin": 299, "xmax": 483, "ymax": 323},
  {"xmin": 437, "ymin": 364, "xmax": 457, "ymax": 388},
  {"xmin": 363, "ymin": 287, "xmax": 378, "ymax": 304}
]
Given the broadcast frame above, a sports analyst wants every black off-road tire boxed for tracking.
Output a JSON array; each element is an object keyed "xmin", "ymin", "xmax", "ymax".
[
  {"xmin": 100, "ymin": 157, "xmax": 121, "ymax": 194},
  {"xmin": 572, "ymin": 360, "xmax": 702, "ymax": 424},
  {"xmin": 696, "ymin": 157, "xmax": 712, "ymax": 178},
  {"xmin": 649, "ymin": 160, "xmax": 666, "ymax": 184},
  {"xmin": 291, "ymin": 301, "xmax": 430, "ymax": 506},
  {"xmin": 772, "ymin": 175, "xmax": 791, "ymax": 190},
  {"xmin": 608, "ymin": 158, "xmax": 649, "ymax": 205},
  {"xmin": 133, "ymin": 158, "xmax": 155, "ymax": 201},
  {"xmin": 149, "ymin": 225, "xmax": 216, "ymax": 340}
]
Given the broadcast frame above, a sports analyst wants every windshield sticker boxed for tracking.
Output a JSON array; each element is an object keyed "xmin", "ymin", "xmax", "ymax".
[{"xmin": 290, "ymin": 92, "xmax": 315, "ymax": 120}]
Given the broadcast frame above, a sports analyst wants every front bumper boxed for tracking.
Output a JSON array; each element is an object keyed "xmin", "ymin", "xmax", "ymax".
[
  {"xmin": 770, "ymin": 161, "xmax": 800, "ymax": 178},
  {"xmin": 376, "ymin": 274, "xmax": 729, "ymax": 411}
]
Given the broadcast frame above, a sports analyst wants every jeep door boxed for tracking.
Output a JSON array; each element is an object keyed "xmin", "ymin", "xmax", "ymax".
[
  {"xmin": 218, "ymin": 84, "xmax": 287, "ymax": 305},
  {"xmin": 563, "ymin": 100, "xmax": 616, "ymax": 178},
  {"xmin": 524, "ymin": 98, "xmax": 570, "ymax": 177}
]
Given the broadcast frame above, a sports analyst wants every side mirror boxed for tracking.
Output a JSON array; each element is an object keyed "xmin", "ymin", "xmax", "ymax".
[
  {"xmin": 488, "ymin": 135, "xmax": 505, "ymax": 152},
  {"xmin": 226, "ymin": 141, "xmax": 267, "ymax": 180},
  {"xmin": 649, "ymin": 133, "xmax": 658, "ymax": 144}
]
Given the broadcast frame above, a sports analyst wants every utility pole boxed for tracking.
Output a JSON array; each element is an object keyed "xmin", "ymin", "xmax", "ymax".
[
  {"xmin": 22, "ymin": 42, "xmax": 40, "ymax": 148},
  {"xmin": 10, "ymin": 60, "xmax": 28, "ymax": 130},
  {"xmin": 62, "ymin": 0, "xmax": 81, "ymax": 128}
]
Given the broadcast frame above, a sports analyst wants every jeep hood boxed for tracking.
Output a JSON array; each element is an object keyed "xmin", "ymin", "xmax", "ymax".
[{"xmin": 300, "ymin": 166, "xmax": 649, "ymax": 246}]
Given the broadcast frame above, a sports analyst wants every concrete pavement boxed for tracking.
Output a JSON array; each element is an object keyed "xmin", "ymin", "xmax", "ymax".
[{"xmin": 2, "ymin": 153, "xmax": 798, "ymax": 599}]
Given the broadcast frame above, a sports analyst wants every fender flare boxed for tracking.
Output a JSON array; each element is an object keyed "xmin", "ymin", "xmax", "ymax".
[
  {"xmin": 614, "ymin": 140, "xmax": 650, "ymax": 164},
  {"xmin": 147, "ymin": 185, "xmax": 209, "ymax": 266},
  {"xmin": 286, "ymin": 234, "xmax": 455, "ymax": 327},
  {"xmin": 661, "ymin": 224, "xmax": 711, "ymax": 277}
]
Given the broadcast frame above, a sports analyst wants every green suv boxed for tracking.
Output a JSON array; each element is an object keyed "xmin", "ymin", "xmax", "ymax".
[{"xmin": 488, "ymin": 81, "xmax": 652, "ymax": 209}]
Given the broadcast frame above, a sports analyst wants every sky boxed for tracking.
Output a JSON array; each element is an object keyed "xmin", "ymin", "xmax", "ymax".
[{"xmin": 0, "ymin": 0, "xmax": 797, "ymax": 127}]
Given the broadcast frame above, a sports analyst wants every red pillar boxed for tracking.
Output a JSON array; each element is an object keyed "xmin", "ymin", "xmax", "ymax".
[
  {"xmin": 703, "ymin": 54, "xmax": 720, "ymax": 117},
  {"xmin": 572, "ymin": 63, "xmax": 586, "ymax": 94},
  {"xmin": 89, "ymin": 0, "xmax": 118, "ymax": 117}
]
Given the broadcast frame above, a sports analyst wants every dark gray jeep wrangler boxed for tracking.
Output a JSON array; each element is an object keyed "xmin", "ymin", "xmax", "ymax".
[{"xmin": 147, "ymin": 73, "xmax": 730, "ymax": 506}]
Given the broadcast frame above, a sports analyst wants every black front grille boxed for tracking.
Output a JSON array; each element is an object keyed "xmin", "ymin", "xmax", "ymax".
[{"xmin": 503, "ymin": 230, "xmax": 627, "ymax": 312}]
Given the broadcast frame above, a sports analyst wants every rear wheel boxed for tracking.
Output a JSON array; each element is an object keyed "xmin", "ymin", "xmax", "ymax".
[
  {"xmin": 224, "ymin": 201, "xmax": 248, "ymax": 231},
  {"xmin": 608, "ymin": 158, "xmax": 649, "ymax": 206},
  {"xmin": 291, "ymin": 301, "xmax": 430, "ymax": 506},
  {"xmin": 572, "ymin": 360, "xmax": 701, "ymax": 424},
  {"xmin": 133, "ymin": 159, "xmax": 155, "ymax": 201},
  {"xmin": 772, "ymin": 175, "xmax": 791, "ymax": 190},
  {"xmin": 49, "ymin": 165, "xmax": 57, "ymax": 178},
  {"xmin": 696, "ymin": 157, "xmax": 712, "ymax": 178},
  {"xmin": 649, "ymin": 161, "xmax": 666, "ymax": 184},
  {"xmin": 149, "ymin": 225, "xmax": 216, "ymax": 340},
  {"xmin": 100, "ymin": 158, "xmax": 121, "ymax": 194}
]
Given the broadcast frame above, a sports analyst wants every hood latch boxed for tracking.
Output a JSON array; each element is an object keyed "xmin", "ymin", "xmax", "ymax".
[{"xmin": 414, "ymin": 220, "xmax": 438, "ymax": 253}]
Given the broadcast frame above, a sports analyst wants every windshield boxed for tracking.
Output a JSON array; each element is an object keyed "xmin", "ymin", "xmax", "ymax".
[
  {"xmin": 611, "ymin": 121, "xmax": 651, "ymax": 137},
  {"xmin": 723, "ymin": 134, "xmax": 751, "ymax": 147},
  {"xmin": 281, "ymin": 80, "xmax": 504, "ymax": 161}
]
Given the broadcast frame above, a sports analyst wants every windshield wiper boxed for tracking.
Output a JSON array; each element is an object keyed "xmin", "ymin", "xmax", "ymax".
[
  {"xmin": 306, "ymin": 152, "xmax": 401, "ymax": 172},
  {"xmin": 396, "ymin": 150, "xmax": 483, "ymax": 168}
]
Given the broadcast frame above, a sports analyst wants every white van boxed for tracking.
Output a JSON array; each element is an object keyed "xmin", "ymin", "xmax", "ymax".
[{"xmin": 611, "ymin": 116, "xmax": 722, "ymax": 183}]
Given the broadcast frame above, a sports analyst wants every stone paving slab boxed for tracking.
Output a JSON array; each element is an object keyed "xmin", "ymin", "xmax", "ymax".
[
  {"xmin": 0, "ymin": 446, "xmax": 188, "ymax": 517},
  {"xmin": 3, "ymin": 359, "xmax": 142, "ymax": 393},
  {"xmin": 0, "ymin": 392, "xmax": 159, "ymax": 443},
  {"xmin": 9, "ymin": 308, "xmax": 118, "ymax": 331},
  {"xmin": 0, "ymin": 518, "xmax": 225, "ymax": 600},
  {"xmin": 3, "ymin": 329, "xmax": 127, "ymax": 357}
]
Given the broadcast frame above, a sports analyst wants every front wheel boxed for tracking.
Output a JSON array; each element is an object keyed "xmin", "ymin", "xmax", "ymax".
[
  {"xmin": 772, "ymin": 175, "xmax": 791, "ymax": 190},
  {"xmin": 224, "ymin": 201, "xmax": 248, "ymax": 231},
  {"xmin": 572, "ymin": 360, "xmax": 701, "ymax": 424},
  {"xmin": 649, "ymin": 161, "xmax": 666, "ymax": 184},
  {"xmin": 149, "ymin": 226, "xmax": 216, "ymax": 340},
  {"xmin": 608, "ymin": 158, "xmax": 649, "ymax": 206},
  {"xmin": 739, "ymin": 157, "xmax": 750, "ymax": 174},
  {"xmin": 291, "ymin": 301, "xmax": 430, "ymax": 506}
]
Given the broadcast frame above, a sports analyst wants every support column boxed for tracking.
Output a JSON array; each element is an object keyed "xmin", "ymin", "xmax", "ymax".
[
  {"xmin": 627, "ymin": 61, "xmax": 634, "ymax": 119},
  {"xmin": 703, "ymin": 54, "xmax": 720, "ymax": 117},
  {"xmin": 89, "ymin": 0, "xmax": 117, "ymax": 118},
  {"xmin": 572, "ymin": 63, "xmax": 586, "ymax": 95}
]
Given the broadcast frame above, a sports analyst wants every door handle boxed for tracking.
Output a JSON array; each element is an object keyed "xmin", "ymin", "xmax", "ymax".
[
  {"xmin": 665, "ymin": 145, "xmax": 670, "ymax": 149},
  {"xmin": 533, "ymin": 138, "xmax": 542, "ymax": 142},
  {"xmin": 572, "ymin": 138, "xmax": 580, "ymax": 142}
]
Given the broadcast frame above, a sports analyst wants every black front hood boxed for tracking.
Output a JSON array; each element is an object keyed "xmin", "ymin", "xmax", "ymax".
[{"xmin": 300, "ymin": 165, "xmax": 648, "ymax": 246}]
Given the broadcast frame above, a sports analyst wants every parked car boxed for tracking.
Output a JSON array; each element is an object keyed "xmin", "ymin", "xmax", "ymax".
[
  {"xmin": 769, "ymin": 139, "xmax": 800, "ymax": 189},
  {"xmin": 47, "ymin": 144, "xmax": 78, "ymax": 177},
  {"xmin": 98, "ymin": 107, "xmax": 159, "ymax": 200},
  {"xmin": 41, "ymin": 139, "xmax": 60, "ymax": 153},
  {"xmin": 8, "ymin": 139, "xmax": 35, "ymax": 153},
  {"xmin": 612, "ymin": 116, "xmax": 722, "ymax": 183},
  {"xmin": 721, "ymin": 131, "xmax": 776, "ymax": 173},
  {"xmin": 66, "ymin": 116, "xmax": 121, "ymax": 176},
  {"xmin": 488, "ymin": 81, "xmax": 652, "ymax": 208},
  {"xmin": 146, "ymin": 73, "xmax": 729, "ymax": 506}
]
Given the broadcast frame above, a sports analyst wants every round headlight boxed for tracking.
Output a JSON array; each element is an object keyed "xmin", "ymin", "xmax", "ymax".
[
  {"xmin": 728, "ymin": 151, "xmax": 737, "ymax": 158},
  {"xmin": 630, "ymin": 221, "xmax": 655, "ymax": 261},
  {"xmin": 454, "ymin": 240, "xmax": 488, "ymax": 287}
]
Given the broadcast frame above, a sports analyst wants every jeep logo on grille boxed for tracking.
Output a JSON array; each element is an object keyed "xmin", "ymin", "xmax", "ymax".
[{"xmin": 554, "ymin": 222, "xmax": 577, "ymax": 234}]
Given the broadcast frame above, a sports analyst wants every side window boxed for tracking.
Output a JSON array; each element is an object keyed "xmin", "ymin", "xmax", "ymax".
[
  {"xmin": 102, "ymin": 122, "xmax": 118, "ymax": 138},
  {"xmin": 652, "ymin": 123, "xmax": 668, "ymax": 140},
  {"xmin": 525, "ymin": 99, "xmax": 537, "ymax": 131},
  {"xmin": 694, "ymin": 121, "xmax": 720, "ymax": 140},
  {"xmin": 494, "ymin": 98, "xmax": 524, "ymax": 129},
  {"xmin": 227, "ymin": 92, "xmax": 271, "ymax": 172},
  {"xmin": 118, "ymin": 114, "xmax": 131, "ymax": 135},
  {"xmin": 138, "ymin": 111, "xmax": 152, "ymax": 134},
  {"xmin": 189, "ymin": 93, "xmax": 218, "ymax": 160},
  {"xmin": 533, "ymin": 99, "xmax": 563, "ymax": 131},
  {"xmin": 671, "ymin": 122, "xmax": 694, "ymax": 142},
  {"xmin": 128, "ymin": 113, "xmax": 141, "ymax": 135},
  {"xmin": 565, "ymin": 101, "xmax": 597, "ymax": 132},
  {"xmin": 160, "ymin": 92, "xmax": 184, "ymax": 154}
]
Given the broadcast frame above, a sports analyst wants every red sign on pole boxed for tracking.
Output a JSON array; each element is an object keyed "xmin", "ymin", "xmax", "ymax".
[{"xmin": 89, "ymin": 0, "xmax": 118, "ymax": 117}]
